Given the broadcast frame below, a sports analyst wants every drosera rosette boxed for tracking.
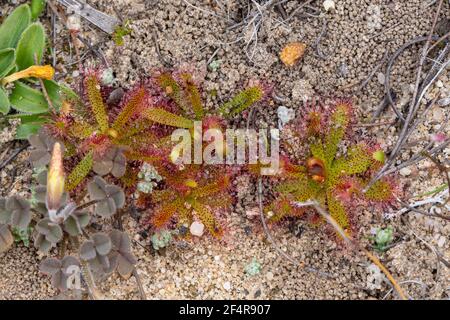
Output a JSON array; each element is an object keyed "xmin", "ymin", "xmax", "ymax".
[
  {"xmin": 146, "ymin": 164, "xmax": 233, "ymax": 239},
  {"xmin": 267, "ymin": 99, "xmax": 400, "ymax": 239},
  {"xmin": 40, "ymin": 68, "xmax": 171, "ymax": 192}
]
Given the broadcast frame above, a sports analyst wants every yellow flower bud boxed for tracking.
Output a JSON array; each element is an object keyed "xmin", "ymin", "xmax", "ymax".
[
  {"xmin": 1, "ymin": 65, "xmax": 55, "ymax": 85},
  {"xmin": 46, "ymin": 142, "xmax": 65, "ymax": 212}
]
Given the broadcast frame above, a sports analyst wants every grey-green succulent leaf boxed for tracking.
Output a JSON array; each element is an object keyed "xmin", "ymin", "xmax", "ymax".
[{"xmin": 5, "ymin": 196, "xmax": 31, "ymax": 230}]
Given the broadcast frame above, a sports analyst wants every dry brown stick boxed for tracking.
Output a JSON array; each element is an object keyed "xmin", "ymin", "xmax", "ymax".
[
  {"xmin": 294, "ymin": 200, "xmax": 408, "ymax": 300},
  {"xmin": 389, "ymin": 0, "xmax": 444, "ymax": 160},
  {"xmin": 397, "ymin": 198, "xmax": 450, "ymax": 222},
  {"xmin": 382, "ymin": 139, "xmax": 450, "ymax": 177},
  {"xmin": 365, "ymin": 3, "xmax": 445, "ymax": 191},
  {"xmin": 427, "ymin": 30, "xmax": 450, "ymax": 53},
  {"xmin": 0, "ymin": 143, "xmax": 29, "ymax": 171}
]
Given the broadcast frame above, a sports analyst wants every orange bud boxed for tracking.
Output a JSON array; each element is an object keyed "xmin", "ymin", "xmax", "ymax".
[{"xmin": 2, "ymin": 65, "xmax": 55, "ymax": 85}]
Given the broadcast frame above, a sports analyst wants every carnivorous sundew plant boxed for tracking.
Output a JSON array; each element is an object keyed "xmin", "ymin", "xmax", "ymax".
[{"xmin": 266, "ymin": 100, "xmax": 398, "ymax": 237}]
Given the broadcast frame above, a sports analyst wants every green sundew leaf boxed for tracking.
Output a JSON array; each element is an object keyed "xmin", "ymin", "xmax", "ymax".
[
  {"xmin": 189, "ymin": 200, "xmax": 222, "ymax": 238},
  {"xmin": 15, "ymin": 22, "xmax": 46, "ymax": 70},
  {"xmin": 144, "ymin": 108, "xmax": 194, "ymax": 128},
  {"xmin": 31, "ymin": 0, "xmax": 46, "ymax": 20},
  {"xmin": 185, "ymin": 81, "xmax": 204, "ymax": 120},
  {"xmin": 156, "ymin": 73, "xmax": 189, "ymax": 114},
  {"xmin": 0, "ymin": 4, "xmax": 31, "ymax": 50},
  {"xmin": 9, "ymin": 81, "xmax": 48, "ymax": 114},
  {"xmin": 112, "ymin": 87, "xmax": 146, "ymax": 133},
  {"xmin": 86, "ymin": 75, "xmax": 109, "ymax": 132},
  {"xmin": 309, "ymin": 141, "xmax": 325, "ymax": 161},
  {"xmin": 0, "ymin": 87, "xmax": 10, "ymax": 115},
  {"xmin": 15, "ymin": 123, "xmax": 41, "ymax": 139},
  {"xmin": 276, "ymin": 177, "xmax": 321, "ymax": 202},
  {"xmin": 326, "ymin": 192, "xmax": 350, "ymax": 231},
  {"xmin": 329, "ymin": 146, "xmax": 372, "ymax": 183},
  {"xmin": 0, "ymin": 48, "xmax": 16, "ymax": 78},
  {"xmin": 219, "ymin": 86, "xmax": 263, "ymax": 118},
  {"xmin": 364, "ymin": 180, "xmax": 394, "ymax": 202},
  {"xmin": 66, "ymin": 151, "xmax": 94, "ymax": 191},
  {"xmin": 324, "ymin": 106, "xmax": 350, "ymax": 166},
  {"xmin": 43, "ymin": 80, "xmax": 62, "ymax": 110}
]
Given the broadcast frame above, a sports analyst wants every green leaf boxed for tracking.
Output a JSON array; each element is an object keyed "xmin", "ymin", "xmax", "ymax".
[
  {"xmin": 9, "ymin": 81, "xmax": 48, "ymax": 114},
  {"xmin": 31, "ymin": 0, "xmax": 46, "ymax": 20},
  {"xmin": 0, "ymin": 48, "xmax": 16, "ymax": 78},
  {"xmin": 43, "ymin": 80, "xmax": 62, "ymax": 109},
  {"xmin": 144, "ymin": 108, "xmax": 194, "ymax": 128},
  {"xmin": 0, "ymin": 87, "xmax": 10, "ymax": 114},
  {"xmin": 15, "ymin": 123, "xmax": 41, "ymax": 140},
  {"xmin": 0, "ymin": 4, "xmax": 31, "ymax": 50},
  {"xmin": 8, "ymin": 112, "xmax": 47, "ymax": 124},
  {"xmin": 15, "ymin": 22, "xmax": 46, "ymax": 70}
]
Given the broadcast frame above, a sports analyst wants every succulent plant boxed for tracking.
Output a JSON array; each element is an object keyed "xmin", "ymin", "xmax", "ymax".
[
  {"xmin": 372, "ymin": 226, "xmax": 394, "ymax": 252},
  {"xmin": 108, "ymin": 230, "xmax": 137, "ymax": 279},
  {"xmin": 40, "ymin": 256, "xmax": 81, "ymax": 292},
  {"xmin": 79, "ymin": 233, "xmax": 113, "ymax": 273},
  {"xmin": 28, "ymin": 128, "xmax": 60, "ymax": 167},
  {"xmin": 34, "ymin": 218, "xmax": 63, "ymax": 253},
  {"xmin": 87, "ymin": 176, "xmax": 125, "ymax": 218},
  {"xmin": 12, "ymin": 226, "xmax": 32, "ymax": 247},
  {"xmin": 92, "ymin": 147, "xmax": 126, "ymax": 178},
  {"xmin": 151, "ymin": 229, "xmax": 172, "ymax": 251},
  {"xmin": 0, "ymin": 195, "xmax": 32, "ymax": 230}
]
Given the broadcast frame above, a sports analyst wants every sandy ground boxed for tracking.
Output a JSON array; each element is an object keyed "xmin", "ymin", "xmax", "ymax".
[{"xmin": 0, "ymin": 0, "xmax": 449, "ymax": 300}]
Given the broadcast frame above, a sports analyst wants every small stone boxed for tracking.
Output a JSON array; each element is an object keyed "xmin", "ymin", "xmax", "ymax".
[
  {"xmin": 437, "ymin": 236, "xmax": 446, "ymax": 248},
  {"xmin": 277, "ymin": 106, "xmax": 296, "ymax": 128},
  {"xmin": 377, "ymin": 72, "xmax": 385, "ymax": 85},
  {"xmin": 280, "ymin": 42, "xmax": 306, "ymax": 67},
  {"xmin": 266, "ymin": 272, "xmax": 274, "ymax": 281},
  {"xmin": 399, "ymin": 167, "xmax": 412, "ymax": 176},
  {"xmin": 223, "ymin": 281, "xmax": 231, "ymax": 291},
  {"xmin": 190, "ymin": 221, "xmax": 205, "ymax": 237},
  {"xmin": 323, "ymin": 0, "xmax": 335, "ymax": 12}
]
